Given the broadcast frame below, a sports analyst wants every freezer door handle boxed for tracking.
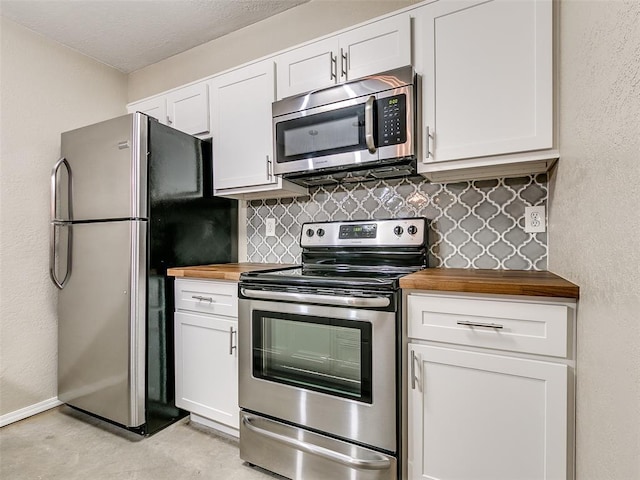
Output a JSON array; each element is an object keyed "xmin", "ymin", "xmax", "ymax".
[{"xmin": 50, "ymin": 157, "xmax": 73, "ymax": 289}]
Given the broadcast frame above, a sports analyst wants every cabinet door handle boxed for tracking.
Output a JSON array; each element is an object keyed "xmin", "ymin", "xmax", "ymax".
[
  {"xmin": 330, "ymin": 54, "xmax": 337, "ymax": 80},
  {"xmin": 341, "ymin": 48, "xmax": 347, "ymax": 78},
  {"xmin": 229, "ymin": 327, "xmax": 237, "ymax": 355},
  {"xmin": 410, "ymin": 350, "xmax": 419, "ymax": 391},
  {"xmin": 425, "ymin": 126, "xmax": 433, "ymax": 159},
  {"xmin": 340, "ymin": 48, "xmax": 347, "ymax": 78},
  {"xmin": 457, "ymin": 320, "xmax": 504, "ymax": 329},
  {"xmin": 192, "ymin": 295, "xmax": 214, "ymax": 303},
  {"xmin": 266, "ymin": 155, "xmax": 274, "ymax": 181}
]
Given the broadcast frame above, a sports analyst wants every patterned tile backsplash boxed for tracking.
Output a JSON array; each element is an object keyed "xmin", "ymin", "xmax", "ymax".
[{"xmin": 246, "ymin": 174, "xmax": 548, "ymax": 270}]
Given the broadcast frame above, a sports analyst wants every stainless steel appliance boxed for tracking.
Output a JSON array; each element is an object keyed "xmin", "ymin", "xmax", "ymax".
[
  {"xmin": 272, "ymin": 66, "xmax": 417, "ymax": 186},
  {"xmin": 50, "ymin": 113, "xmax": 237, "ymax": 435},
  {"xmin": 238, "ymin": 218, "xmax": 428, "ymax": 480}
]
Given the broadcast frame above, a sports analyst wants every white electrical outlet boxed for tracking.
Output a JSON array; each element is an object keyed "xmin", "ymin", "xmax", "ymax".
[
  {"xmin": 524, "ymin": 206, "xmax": 546, "ymax": 233},
  {"xmin": 265, "ymin": 218, "xmax": 276, "ymax": 237}
]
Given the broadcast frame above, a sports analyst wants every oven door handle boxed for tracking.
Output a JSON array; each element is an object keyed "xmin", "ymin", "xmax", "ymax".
[
  {"xmin": 240, "ymin": 288, "xmax": 390, "ymax": 308},
  {"xmin": 242, "ymin": 415, "xmax": 392, "ymax": 471}
]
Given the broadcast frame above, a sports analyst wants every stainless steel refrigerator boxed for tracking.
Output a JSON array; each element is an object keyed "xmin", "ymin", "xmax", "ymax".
[{"xmin": 50, "ymin": 113, "xmax": 237, "ymax": 435}]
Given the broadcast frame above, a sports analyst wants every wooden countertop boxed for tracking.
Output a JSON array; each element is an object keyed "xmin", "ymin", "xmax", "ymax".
[
  {"xmin": 167, "ymin": 264, "xmax": 579, "ymax": 299},
  {"xmin": 166, "ymin": 263, "xmax": 295, "ymax": 282},
  {"xmin": 400, "ymin": 268, "xmax": 579, "ymax": 298}
]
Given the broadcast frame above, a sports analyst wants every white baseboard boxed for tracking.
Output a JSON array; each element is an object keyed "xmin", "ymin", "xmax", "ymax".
[{"xmin": 0, "ymin": 397, "xmax": 62, "ymax": 428}]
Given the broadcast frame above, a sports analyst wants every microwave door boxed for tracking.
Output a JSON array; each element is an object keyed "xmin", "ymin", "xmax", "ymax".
[{"xmin": 273, "ymin": 96, "xmax": 379, "ymax": 176}]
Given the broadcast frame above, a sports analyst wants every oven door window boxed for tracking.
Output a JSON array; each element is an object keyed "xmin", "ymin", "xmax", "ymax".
[
  {"xmin": 252, "ymin": 311, "xmax": 372, "ymax": 403},
  {"xmin": 275, "ymin": 103, "xmax": 368, "ymax": 163}
]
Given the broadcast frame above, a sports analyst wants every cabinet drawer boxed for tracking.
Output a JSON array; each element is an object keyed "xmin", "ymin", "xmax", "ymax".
[
  {"xmin": 408, "ymin": 294, "xmax": 569, "ymax": 357},
  {"xmin": 175, "ymin": 278, "xmax": 237, "ymax": 317}
]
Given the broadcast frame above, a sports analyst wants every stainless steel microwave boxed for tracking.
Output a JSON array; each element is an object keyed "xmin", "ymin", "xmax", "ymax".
[{"xmin": 272, "ymin": 66, "xmax": 416, "ymax": 185}]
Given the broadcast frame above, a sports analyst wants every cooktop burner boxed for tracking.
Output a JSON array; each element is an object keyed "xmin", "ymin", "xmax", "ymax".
[{"xmin": 241, "ymin": 218, "xmax": 428, "ymax": 291}]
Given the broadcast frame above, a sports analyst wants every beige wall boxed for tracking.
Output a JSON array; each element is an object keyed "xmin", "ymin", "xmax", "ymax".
[
  {"xmin": 551, "ymin": 1, "xmax": 640, "ymax": 478},
  {"xmin": 127, "ymin": 0, "xmax": 421, "ymax": 102},
  {"xmin": 0, "ymin": 18, "xmax": 127, "ymax": 417}
]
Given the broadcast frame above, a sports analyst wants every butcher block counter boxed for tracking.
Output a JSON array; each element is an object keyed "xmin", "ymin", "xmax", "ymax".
[
  {"xmin": 167, "ymin": 263, "xmax": 294, "ymax": 282},
  {"xmin": 167, "ymin": 264, "xmax": 579, "ymax": 298},
  {"xmin": 400, "ymin": 268, "xmax": 579, "ymax": 298}
]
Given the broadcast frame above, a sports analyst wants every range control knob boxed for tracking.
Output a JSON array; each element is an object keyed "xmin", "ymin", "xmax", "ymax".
[
  {"xmin": 393, "ymin": 225, "xmax": 404, "ymax": 236},
  {"xmin": 407, "ymin": 225, "xmax": 418, "ymax": 235},
  {"xmin": 317, "ymin": 228, "xmax": 325, "ymax": 237},
  {"xmin": 306, "ymin": 228, "xmax": 315, "ymax": 237}
]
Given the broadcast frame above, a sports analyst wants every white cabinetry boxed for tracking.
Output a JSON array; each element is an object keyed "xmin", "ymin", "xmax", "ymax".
[
  {"xmin": 413, "ymin": 0, "xmax": 557, "ymax": 182},
  {"xmin": 210, "ymin": 60, "xmax": 307, "ymax": 200},
  {"xmin": 406, "ymin": 292, "xmax": 575, "ymax": 480},
  {"xmin": 276, "ymin": 14, "xmax": 411, "ymax": 99},
  {"xmin": 128, "ymin": 96, "xmax": 166, "ymax": 123},
  {"xmin": 174, "ymin": 278, "xmax": 239, "ymax": 436},
  {"xmin": 127, "ymin": 81, "xmax": 210, "ymax": 137}
]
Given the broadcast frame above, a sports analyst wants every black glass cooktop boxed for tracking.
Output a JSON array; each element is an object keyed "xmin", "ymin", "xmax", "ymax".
[{"xmin": 239, "ymin": 265, "xmax": 419, "ymax": 290}]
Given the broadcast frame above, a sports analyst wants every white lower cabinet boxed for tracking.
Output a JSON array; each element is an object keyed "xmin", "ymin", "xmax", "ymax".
[
  {"xmin": 406, "ymin": 292, "xmax": 576, "ymax": 480},
  {"xmin": 174, "ymin": 278, "xmax": 239, "ymax": 436}
]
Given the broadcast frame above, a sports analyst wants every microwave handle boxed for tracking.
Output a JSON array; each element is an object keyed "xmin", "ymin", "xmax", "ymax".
[{"xmin": 364, "ymin": 96, "xmax": 376, "ymax": 154}]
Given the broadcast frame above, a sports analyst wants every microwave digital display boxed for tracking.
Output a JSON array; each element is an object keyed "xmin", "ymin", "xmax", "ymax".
[{"xmin": 339, "ymin": 224, "xmax": 377, "ymax": 239}]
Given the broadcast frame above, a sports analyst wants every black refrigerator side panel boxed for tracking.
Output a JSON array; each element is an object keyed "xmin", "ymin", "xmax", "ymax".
[{"xmin": 145, "ymin": 119, "xmax": 238, "ymax": 434}]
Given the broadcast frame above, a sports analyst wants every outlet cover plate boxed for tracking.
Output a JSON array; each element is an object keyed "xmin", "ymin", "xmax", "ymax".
[
  {"xmin": 265, "ymin": 218, "xmax": 276, "ymax": 237},
  {"xmin": 524, "ymin": 206, "xmax": 546, "ymax": 233}
]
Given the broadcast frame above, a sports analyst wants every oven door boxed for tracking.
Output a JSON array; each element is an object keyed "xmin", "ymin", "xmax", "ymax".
[{"xmin": 238, "ymin": 292, "xmax": 397, "ymax": 453}]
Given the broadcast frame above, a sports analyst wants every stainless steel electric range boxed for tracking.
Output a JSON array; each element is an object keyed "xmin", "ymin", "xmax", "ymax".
[{"xmin": 238, "ymin": 217, "xmax": 428, "ymax": 480}]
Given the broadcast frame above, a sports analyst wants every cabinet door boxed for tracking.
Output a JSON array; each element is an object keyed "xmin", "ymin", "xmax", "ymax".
[
  {"xmin": 408, "ymin": 344, "xmax": 568, "ymax": 480},
  {"xmin": 415, "ymin": 0, "xmax": 553, "ymax": 163},
  {"xmin": 166, "ymin": 82, "xmax": 210, "ymax": 136},
  {"xmin": 128, "ymin": 96, "xmax": 167, "ymax": 124},
  {"xmin": 175, "ymin": 311, "xmax": 238, "ymax": 429},
  {"xmin": 275, "ymin": 37, "xmax": 339, "ymax": 99},
  {"xmin": 339, "ymin": 14, "xmax": 411, "ymax": 82},
  {"xmin": 211, "ymin": 60, "xmax": 277, "ymax": 191}
]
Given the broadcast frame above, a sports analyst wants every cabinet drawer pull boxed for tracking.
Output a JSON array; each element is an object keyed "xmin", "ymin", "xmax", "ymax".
[
  {"xmin": 457, "ymin": 320, "xmax": 504, "ymax": 329},
  {"xmin": 425, "ymin": 126, "xmax": 433, "ymax": 159},
  {"xmin": 192, "ymin": 295, "xmax": 214, "ymax": 303}
]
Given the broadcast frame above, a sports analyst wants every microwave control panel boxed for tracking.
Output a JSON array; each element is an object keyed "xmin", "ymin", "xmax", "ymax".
[{"xmin": 377, "ymin": 94, "xmax": 407, "ymax": 147}]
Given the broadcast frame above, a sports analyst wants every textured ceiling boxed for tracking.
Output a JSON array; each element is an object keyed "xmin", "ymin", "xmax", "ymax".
[{"xmin": 0, "ymin": 0, "xmax": 310, "ymax": 73}]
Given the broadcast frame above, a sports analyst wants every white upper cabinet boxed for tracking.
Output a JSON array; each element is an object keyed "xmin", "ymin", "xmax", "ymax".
[
  {"xmin": 165, "ymin": 82, "xmax": 210, "ymax": 136},
  {"xmin": 413, "ymin": 0, "xmax": 555, "ymax": 182},
  {"xmin": 276, "ymin": 14, "xmax": 411, "ymax": 99},
  {"xmin": 276, "ymin": 37, "xmax": 339, "ymax": 100},
  {"xmin": 127, "ymin": 96, "xmax": 166, "ymax": 123},
  {"xmin": 339, "ymin": 14, "xmax": 411, "ymax": 83},
  {"xmin": 127, "ymin": 81, "xmax": 210, "ymax": 137},
  {"xmin": 210, "ymin": 60, "xmax": 308, "ymax": 199}
]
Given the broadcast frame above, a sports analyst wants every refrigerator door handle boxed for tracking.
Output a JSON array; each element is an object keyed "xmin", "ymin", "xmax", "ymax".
[
  {"xmin": 50, "ymin": 223, "xmax": 72, "ymax": 289},
  {"xmin": 50, "ymin": 157, "xmax": 73, "ymax": 289},
  {"xmin": 51, "ymin": 157, "xmax": 73, "ymax": 222}
]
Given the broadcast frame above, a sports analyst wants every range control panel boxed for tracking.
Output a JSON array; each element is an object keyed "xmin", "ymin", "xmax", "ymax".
[{"xmin": 301, "ymin": 218, "xmax": 427, "ymax": 248}]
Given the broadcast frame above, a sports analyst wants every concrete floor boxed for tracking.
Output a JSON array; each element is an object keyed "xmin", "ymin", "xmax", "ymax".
[{"xmin": 0, "ymin": 406, "xmax": 281, "ymax": 480}]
